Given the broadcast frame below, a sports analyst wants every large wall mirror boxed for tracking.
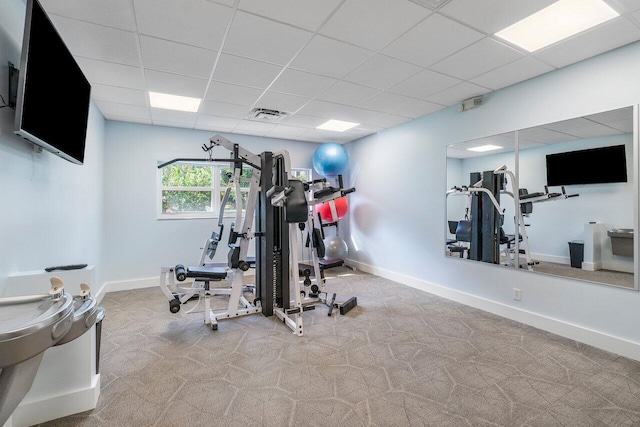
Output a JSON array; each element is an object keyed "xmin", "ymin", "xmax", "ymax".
[{"xmin": 446, "ymin": 106, "xmax": 638, "ymax": 290}]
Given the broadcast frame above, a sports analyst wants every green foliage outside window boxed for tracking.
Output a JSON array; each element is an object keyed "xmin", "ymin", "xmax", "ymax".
[
  {"xmin": 160, "ymin": 163, "xmax": 310, "ymax": 216},
  {"xmin": 161, "ymin": 165, "xmax": 213, "ymax": 213}
]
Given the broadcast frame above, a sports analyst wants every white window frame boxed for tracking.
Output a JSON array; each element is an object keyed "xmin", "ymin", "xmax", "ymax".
[{"xmin": 157, "ymin": 162, "xmax": 312, "ymax": 220}]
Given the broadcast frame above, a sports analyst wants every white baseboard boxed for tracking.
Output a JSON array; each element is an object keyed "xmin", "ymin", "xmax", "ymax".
[
  {"xmin": 582, "ymin": 261, "xmax": 602, "ymax": 271},
  {"xmin": 602, "ymin": 260, "xmax": 634, "ymax": 274},
  {"xmin": 96, "ymin": 277, "xmax": 159, "ymax": 302},
  {"xmin": 347, "ymin": 259, "xmax": 640, "ymax": 362},
  {"xmin": 530, "ymin": 252, "xmax": 570, "ymax": 265},
  {"xmin": 9, "ymin": 375, "xmax": 100, "ymax": 427}
]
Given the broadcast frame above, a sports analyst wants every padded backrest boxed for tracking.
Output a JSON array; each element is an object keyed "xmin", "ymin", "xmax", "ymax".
[
  {"xmin": 456, "ymin": 220, "xmax": 472, "ymax": 242},
  {"xmin": 448, "ymin": 221, "xmax": 458, "ymax": 234},
  {"xmin": 285, "ymin": 180, "xmax": 309, "ymax": 223}
]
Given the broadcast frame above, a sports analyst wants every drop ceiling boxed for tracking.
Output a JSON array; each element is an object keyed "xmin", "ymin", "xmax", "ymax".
[
  {"xmin": 447, "ymin": 106, "xmax": 633, "ymax": 158},
  {"xmin": 39, "ymin": 0, "xmax": 640, "ymax": 143}
]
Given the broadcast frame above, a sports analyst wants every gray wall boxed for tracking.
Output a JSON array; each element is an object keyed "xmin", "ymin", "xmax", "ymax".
[
  {"xmin": 0, "ymin": 0, "xmax": 105, "ymax": 288},
  {"xmin": 345, "ymin": 40, "xmax": 640, "ymax": 353},
  {"xmin": 102, "ymin": 121, "xmax": 321, "ymax": 283}
]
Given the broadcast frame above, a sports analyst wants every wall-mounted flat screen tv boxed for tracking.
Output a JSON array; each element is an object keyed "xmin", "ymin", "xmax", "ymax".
[
  {"xmin": 546, "ymin": 144, "xmax": 627, "ymax": 186},
  {"xmin": 13, "ymin": 0, "xmax": 91, "ymax": 165}
]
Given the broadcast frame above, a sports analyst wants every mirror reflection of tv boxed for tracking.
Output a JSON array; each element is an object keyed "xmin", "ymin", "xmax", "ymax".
[
  {"xmin": 13, "ymin": 0, "xmax": 91, "ymax": 165},
  {"xmin": 546, "ymin": 144, "xmax": 627, "ymax": 186}
]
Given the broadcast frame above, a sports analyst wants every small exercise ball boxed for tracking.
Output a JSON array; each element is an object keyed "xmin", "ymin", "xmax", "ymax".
[
  {"xmin": 313, "ymin": 142, "xmax": 349, "ymax": 178},
  {"xmin": 317, "ymin": 197, "xmax": 348, "ymax": 223},
  {"xmin": 324, "ymin": 235, "xmax": 348, "ymax": 259}
]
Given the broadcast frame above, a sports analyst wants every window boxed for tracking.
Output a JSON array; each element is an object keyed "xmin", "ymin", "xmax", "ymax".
[
  {"xmin": 291, "ymin": 168, "xmax": 312, "ymax": 183},
  {"xmin": 158, "ymin": 163, "xmax": 311, "ymax": 219}
]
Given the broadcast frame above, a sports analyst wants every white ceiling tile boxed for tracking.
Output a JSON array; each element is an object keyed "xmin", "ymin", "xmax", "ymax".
[
  {"xmin": 533, "ymin": 17, "xmax": 640, "ymax": 68},
  {"xmin": 470, "ymin": 56, "xmax": 555, "ymax": 90},
  {"xmin": 270, "ymin": 69, "xmax": 337, "ymax": 98},
  {"xmin": 200, "ymin": 101, "xmax": 251, "ymax": 119},
  {"xmin": 539, "ymin": 116, "xmax": 624, "ymax": 138},
  {"xmin": 266, "ymin": 124, "xmax": 308, "ymax": 138},
  {"xmin": 49, "ymin": 16, "xmax": 140, "ymax": 66},
  {"xmin": 425, "ymin": 81, "xmax": 488, "ymax": 106},
  {"xmin": 223, "ymin": 11, "xmax": 313, "ymax": 65},
  {"xmin": 396, "ymin": 98, "xmax": 445, "ymax": 118},
  {"xmin": 151, "ymin": 109, "xmax": 197, "ymax": 126},
  {"xmin": 234, "ymin": 120, "xmax": 277, "ymax": 133},
  {"xmin": 338, "ymin": 107, "xmax": 387, "ymax": 126},
  {"xmin": 389, "ymin": 69, "xmax": 461, "ymax": 100},
  {"xmin": 565, "ymin": 124, "xmax": 624, "ymax": 139},
  {"xmin": 238, "ymin": 0, "xmax": 343, "ymax": 31},
  {"xmin": 76, "ymin": 57, "xmax": 146, "ymax": 90},
  {"xmin": 133, "ymin": 0, "xmax": 232, "ymax": 50},
  {"xmin": 316, "ymin": 81, "xmax": 380, "ymax": 105},
  {"xmin": 345, "ymin": 125, "xmax": 383, "ymax": 136},
  {"xmin": 144, "ymin": 70, "xmax": 208, "ymax": 99},
  {"xmin": 440, "ymin": 0, "xmax": 556, "ymax": 34},
  {"xmin": 196, "ymin": 115, "xmax": 241, "ymax": 130},
  {"xmin": 40, "ymin": 0, "xmax": 136, "ymax": 31},
  {"xmin": 153, "ymin": 120, "xmax": 196, "ymax": 129},
  {"xmin": 319, "ymin": 0, "xmax": 432, "ymax": 51},
  {"xmin": 139, "ymin": 36, "xmax": 217, "ymax": 79},
  {"xmin": 300, "ymin": 128, "xmax": 349, "ymax": 143},
  {"xmin": 518, "ymin": 127, "xmax": 578, "ymax": 144},
  {"xmin": 585, "ymin": 107, "xmax": 633, "ymax": 132},
  {"xmin": 382, "ymin": 13, "xmax": 484, "ymax": 68},
  {"xmin": 279, "ymin": 114, "xmax": 327, "ymax": 128},
  {"xmin": 430, "ymin": 38, "xmax": 524, "ymax": 80},
  {"xmin": 358, "ymin": 92, "xmax": 414, "ymax": 115},
  {"xmin": 207, "ymin": 0, "xmax": 236, "ymax": 6},
  {"xmin": 255, "ymin": 91, "xmax": 311, "ymax": 113},
  {"xmin": 297, "ymin": 100, "xmax": 349, "ymax": 118},
  {"xmin": 344, "ymin": 55, "xmax": 422, "ymax": 90},
  {"xmin": 91, "ymin": 84, "xmax": 147, "ymax": 106},
  {"xmin": 290, "ymin": 35, "xmax": 373, "ymax": 79},
  {"xmin": 102, "ymin": 114, "xmax": 152, "ymax": 125},
  {"xmin": 376, "ymin": 114, "xmax": 412, "ymax": 128},
  {"xmin": 213, "ymin": 54, "xmax": 284, "ymax": 89},
  {"xmin": 633, "ymin": 9, "xmax": 640, "ymax": 20},
  {"xmin": 95, "ymin": 100, "xmax": 151, "ymax": 120},
  {"xmin": 616, "ymin": 0, "xmax": 640, "ymax": 13},
  {"xmin": 205, "ymin": 82, "xmax": 263, "ymax": 106}
]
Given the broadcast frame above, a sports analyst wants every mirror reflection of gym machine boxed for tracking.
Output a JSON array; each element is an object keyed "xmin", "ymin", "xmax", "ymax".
[
  {"xmin": 447, "ymin": 165, "xmax": 578, "ymax": 270},
  {"xmin": 158, "ymin": 135, "xmax": 357, "ymax": 335}
]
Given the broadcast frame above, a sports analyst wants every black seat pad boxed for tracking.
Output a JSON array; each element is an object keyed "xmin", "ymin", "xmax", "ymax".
[{"xmin": 186, "ymin": 266, "xmax": 227, "ymax": 280}]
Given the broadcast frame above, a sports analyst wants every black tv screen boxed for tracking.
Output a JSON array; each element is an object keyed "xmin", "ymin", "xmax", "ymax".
[
  {"xmin": 546, "ymin": 144, "xmax": 627, "ymax": 186},
  {"xmin": 13, "ymin": 0, "xmax": 91, "ymax": 165}
]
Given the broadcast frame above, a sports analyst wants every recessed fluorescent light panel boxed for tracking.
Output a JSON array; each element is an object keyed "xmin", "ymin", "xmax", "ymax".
[
  {"xmin": 316, "ymin": 119, "xmax": 359, "ymax": 132},
  {"xmin": 468, "ymin": 145, "xmax": 503, "ymax": 152},
  {"xmin": 495, "ymin": 0, "xmax": 619, "ymax": 52},
  {"xmin": 149, "ymin": 92, "xmax": 201, "ymax": 112}
]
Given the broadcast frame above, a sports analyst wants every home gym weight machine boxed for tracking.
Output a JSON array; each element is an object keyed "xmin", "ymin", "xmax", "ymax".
[
  {"xmin": 447, "ymin": 165, "xmax": 578, "ymax": 270},
  {"xmin": 158, "ymin": 135, "xmax": 357, "ymax": 335},
  {"xmin": 296, "ymin": 177, "xmax": 357, "ymax": 316}
]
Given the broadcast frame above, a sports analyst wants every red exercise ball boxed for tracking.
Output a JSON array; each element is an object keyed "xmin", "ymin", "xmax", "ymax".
[{"xmin": 317, "ymin": 197, "xmax": 348, "ymax": 223}]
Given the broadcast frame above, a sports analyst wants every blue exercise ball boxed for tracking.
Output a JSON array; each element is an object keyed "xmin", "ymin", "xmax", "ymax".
[
  {"xmin": 313, "ymin": 142, "xmax": 349, "ymax": 178},
  {"xmin": 324, "ymin": 235, "xmax": 348, "ymax": 260}
]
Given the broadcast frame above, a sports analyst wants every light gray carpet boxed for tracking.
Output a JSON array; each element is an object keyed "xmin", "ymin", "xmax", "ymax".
[
  {"xmin": 38, "ymin": 267, "xmax": 640, "ymax": 426},
  {"xmin": 533, "ymin": 261, "xmax": 634, "ymax": 289}
]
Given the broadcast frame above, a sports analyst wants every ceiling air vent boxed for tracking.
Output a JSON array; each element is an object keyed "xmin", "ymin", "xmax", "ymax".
[
  {"xmin": 409, "ymin": 0, "xmax": 452, "ymax": 9},
  {"xmin": 248, "ymin": 108, "xmax": 289, "ymax": 122}
]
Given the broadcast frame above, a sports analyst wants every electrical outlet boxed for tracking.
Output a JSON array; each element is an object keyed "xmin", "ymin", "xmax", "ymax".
[{"xmin": 513, "ymin": 288, "xmax": 522, "ymax": 301}]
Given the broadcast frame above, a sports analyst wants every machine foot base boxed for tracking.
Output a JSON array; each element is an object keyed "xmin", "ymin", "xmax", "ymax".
[{"xmin": 339, "ymin": 297, "xmax": 357, "ymax": 315}]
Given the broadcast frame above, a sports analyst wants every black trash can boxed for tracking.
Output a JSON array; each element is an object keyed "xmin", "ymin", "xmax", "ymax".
[{"xmin": 568, "ymin": 240, "xmax": 584, "ymax": 269}]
